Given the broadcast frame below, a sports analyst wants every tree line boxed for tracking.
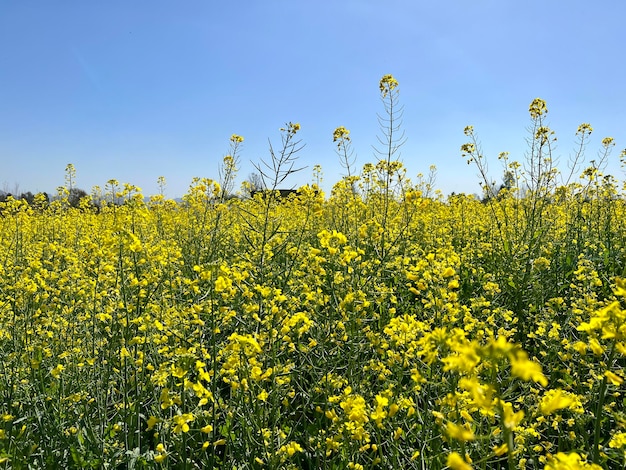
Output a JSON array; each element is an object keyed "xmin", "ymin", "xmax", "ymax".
[{"xmin": 0, "ymin": 187, "xmax": 88, "ymax": 208}]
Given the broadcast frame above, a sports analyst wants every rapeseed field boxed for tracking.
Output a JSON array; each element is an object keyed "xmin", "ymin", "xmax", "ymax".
[{"xmin": 1, "ymin": 76, "xmax": 626, "ymax": 468}]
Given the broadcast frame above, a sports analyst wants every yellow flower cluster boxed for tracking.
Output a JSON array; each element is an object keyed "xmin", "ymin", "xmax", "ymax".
[{"xmin": 1, "ymin": 162, "xmax": 626, "ymax": 468}]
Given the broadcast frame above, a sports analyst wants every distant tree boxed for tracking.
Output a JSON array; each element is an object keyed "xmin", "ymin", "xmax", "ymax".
[
  {"xmin": 480, "ymin": 181, "xmax": 498, "ymax": 204},
  {"xmin": 499, "ymin": 170, "xmax": 515, "ymax": 194},
  {"xmin": 68, "ymin": 188, "xmax": 89, "ymax": 208},
  {"xmin": 33, "ymin": 192, "xmax": 50, "ymax": 210},
  {"xmin": 19, "ymin": 191, "xmax": 34, "ymax": 204},
  {"xmin": 481, "ymin": 170, "xmax": 516, "ymax": 203},
  {"xmin": 245, "ymin": 172, "xmax": 265, "ymax": 196},
  {"xmin": 1, "ymin": 182, "xmax": 20, "ymax": 197}
]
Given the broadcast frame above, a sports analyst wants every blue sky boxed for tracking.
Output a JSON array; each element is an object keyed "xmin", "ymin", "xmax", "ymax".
[{"xmin": 1, "ymin": 1, "xmax": 625, "ymax": 198}]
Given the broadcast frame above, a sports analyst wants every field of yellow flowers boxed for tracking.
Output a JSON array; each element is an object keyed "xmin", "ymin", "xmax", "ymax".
[
  {"xmin": 2, "ymin": 76, "xmax": 626, "ymax": 468},
  {"xmin": 1, "ymin": 173, "xmax": 626, "ymax": 469}
]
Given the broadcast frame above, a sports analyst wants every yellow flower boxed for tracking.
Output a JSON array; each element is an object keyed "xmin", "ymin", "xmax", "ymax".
[
  {"xmin": 539, "ymin": 389, "xmax": 583, "ymax": 415},
  {"xmin": 379, "ymin": 74, "xmax": 399, "ymax": 98},
  {"xmin": 544, "ymin": 452, "xmax": 602, "ymax": 470},
  {"xmin": 442, "ymin": 267, "xmax": 456, "ymax": 278},
  {"xmin": 571, "ymin": 341, "xmax": 587, "ymax": 354},
  {"xmin": 146, "ymin": 416, "xmax": 160, "ymax": 431},
  {"xmin": 340, "ymin": 394, "xmax": 369, "ymax": 425},
  {"xmin": 333, "ymin": 126, "xmax": 351, "ymax": 144},
  {"xmin": 446, "ymin": 422, "xmax": 475, "ymax": 442},
  {"xmin": 446, "ymin": 451, "xmax": 473, "ymax": 470},
  {"xmin": 50, "ymin": 364, "xmax": 65, "ymax": 379},
  {"xmin": 509, "ymin": 351, "xmax": 548, "ymax": 386},
  {"xmin": 128, "ymin": 233, "xmax": 142, "ymax": 253},
  {"xmin": 172, "ymin": 413, "xmax": 194, "ymax": 433},
  {"xmin": 609, "ymin": 431, "xmax": 626, "ymax": 449},
  {"xmin": 533, "ymin": 257, "xmax": 551, "ymax": 271},
  {"xmin": 529, "ymin": 98, "xmax": 548, "ymax": 119},
  {"xmin": 501, "ymin": 401, "xmax": 524, "ymax": 430},
  {"xmin": 588, "ymin": 338, "xmax": 604, "ymax": 356},
  {"xmin": 228, "ymin": 333, "xmax": 262, "ymax": 354},
  {"xmin": 279, "ymin": 441, "xmax": 303, "ymax": 457},
  {"xmin": 120, "ymin": 346, "xmax": 131, "ymax": 361},
  {"xmin": 614, "ymin": 277, "xmax": 626, "ymax": 297},
  {"xmin": 214, "ymin": 275, "xmax": 233, "ymax": 294},
  {"xmin": 371, "ymin": 395, "xmax": 388, "ymax": 427},
  {"xmin": 154, "ymin": 443, "xmax": 167, "ymax": 463},
  {"xmin": 493, "ymin": 443, "xmax": 508, "ymax": 456},
  {"xmin": 602, "ymin": 137, "xmax": 615, "ymax": 148},
  {"xmin": 604, "ymin": 370, "xmax": 623, "ymax": 386},
  {"xmin": 442, "ymin": 342, "xmax": 481, "ymax": 374},
  {"xmin": 577, "ymin": 123, "xmax": 593, "ymax": 135},
  {"xmin": 458, "ymin": 377, "xmax": 494, "ymax": 410}
]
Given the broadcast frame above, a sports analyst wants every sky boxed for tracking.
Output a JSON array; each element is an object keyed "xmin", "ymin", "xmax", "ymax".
[{"xmin": 1, "ymin": 1, "xmax": 625, "ymax": 198}]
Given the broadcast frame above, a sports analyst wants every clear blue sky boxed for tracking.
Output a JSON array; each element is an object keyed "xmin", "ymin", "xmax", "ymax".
[{"xmin": 1, "ymin": 1, "xmax": 625, "ymax": 198}]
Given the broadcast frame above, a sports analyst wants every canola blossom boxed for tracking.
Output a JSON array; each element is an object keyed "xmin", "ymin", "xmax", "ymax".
[{"xmin": 1, "ymin": 178, "xmax": 625, "ymax": 469}]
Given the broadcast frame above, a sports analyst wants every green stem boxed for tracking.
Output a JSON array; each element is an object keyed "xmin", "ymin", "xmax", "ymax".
[{"xmin": 592, "ymin": 341, "xmax": 617, "ymax": 464}]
